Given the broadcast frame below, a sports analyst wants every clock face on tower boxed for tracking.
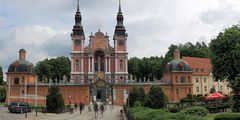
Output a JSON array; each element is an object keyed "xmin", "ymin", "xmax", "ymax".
[{"xmin": 118, "ymin": 40, "xmax": 125, "ymax": 46}]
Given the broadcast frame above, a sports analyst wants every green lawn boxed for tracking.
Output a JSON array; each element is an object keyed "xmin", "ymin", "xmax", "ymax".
[{"xmin": 204, "ymin": 112, "xmax": 230, "ymax": 120}]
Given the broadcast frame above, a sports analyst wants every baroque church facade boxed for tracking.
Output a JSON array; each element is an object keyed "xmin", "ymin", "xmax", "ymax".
[
  {"xmin": 70, "ymin": 0, "xmax": 128, "ymax": 84},
  {"xmin": 5, "ymin": 1, "xmax": 194, "ymax": 106}
]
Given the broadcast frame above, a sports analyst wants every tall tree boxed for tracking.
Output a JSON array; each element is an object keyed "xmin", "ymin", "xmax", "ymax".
[
  {"xmin": 209, "ymin": 24, "xmax": 240, "ymax": 112},
  {"xmin": 35, "ymin": 56, "xmax": 70, "ymax": 83},
  {"xmin": 0, "ymin": 66, "xmax": 3, "ymax": 85},
  {"xmin": 144, "ymin": 85, "xmax": 166, "ymax": 109},
  {"xmin": 46, "ymin": 85, "xmax": 65, "ymax": 113},
  {"xmin": 128, "ymin": 86, "xmax": 145, "ymax": 107}
]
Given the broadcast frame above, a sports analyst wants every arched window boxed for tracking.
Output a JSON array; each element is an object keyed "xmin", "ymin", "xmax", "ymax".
[
  {"xmin": 120, "ymin": 60, "xmax": 123, "ymax": 71},
  {"xmin": 76, "ymin": 60, "xmax": 80, "ymax": 71}
]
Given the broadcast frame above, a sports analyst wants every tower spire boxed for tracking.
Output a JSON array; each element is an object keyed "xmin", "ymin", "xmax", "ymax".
[
  {"xmin": 77, "ymin": 0, "xmax": 79, "ymax": 12},
  {"xmin": 119, "ymin": 0, "xmax": 121, "ymax": 12},
  {"xmin": 72, "ymin": 0, "xmax": 84, "ymax": 36},
  {"xmin": 114, "ymin": 0, "xmax": 126, "ymax": 36}
]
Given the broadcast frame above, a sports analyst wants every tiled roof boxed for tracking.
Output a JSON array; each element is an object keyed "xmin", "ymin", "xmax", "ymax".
[{"xmin": 182, "ymin": 57, "xmax": 212, "ymax": 76}]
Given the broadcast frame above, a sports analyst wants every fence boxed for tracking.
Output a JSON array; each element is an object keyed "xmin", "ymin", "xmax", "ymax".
[{"xmin": 123, "ymin": 105, "xmax": 135, "ymax": 120}]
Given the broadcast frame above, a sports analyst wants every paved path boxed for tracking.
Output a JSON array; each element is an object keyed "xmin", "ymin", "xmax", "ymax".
[
  {"xmin": 0, "ymin": 105, "xmax": 124, "ymax": 120},
  {"xmin": 41, "ymin": 105, "xmax": 123, "ymax": 120}
]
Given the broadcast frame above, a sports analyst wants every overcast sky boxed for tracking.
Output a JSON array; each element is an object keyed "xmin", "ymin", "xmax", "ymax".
[{"xmin": 1, "ymin": 0, "xmax": 240, "ymax": 77}]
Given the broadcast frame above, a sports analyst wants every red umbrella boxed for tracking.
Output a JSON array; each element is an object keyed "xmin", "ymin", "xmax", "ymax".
[{"xmin": 206, "ymin": 92, "xmax": 225, "ymax": 100}]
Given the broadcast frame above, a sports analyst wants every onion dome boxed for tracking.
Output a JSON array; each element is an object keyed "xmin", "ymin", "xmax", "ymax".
[
  {"xmin": 7, "ymin": 49, "xmax": 34, "ymax": 74},
  {"xmin": 166, "ymin": 49, "xmax": 191, "ymax": 72}
]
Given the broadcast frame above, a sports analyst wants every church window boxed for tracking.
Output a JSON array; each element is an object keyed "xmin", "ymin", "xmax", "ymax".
[
  {"xmin": 204, "ymin": 86, "xmax": 207, "ymax": 92},
  {"xmin": 14, "ymin": 78, "xmax": 19, "ymax": 84},
  {"xmin": 180, "ymin": 76, "xmax": 185, "ymax": 83},
  {"xmin": 188, "ymin": 88, "xmax": 191, "ymax": 94},
  {"xmin": 204, "ymin": 78, "xmax": 207, "ymax": 83},
  {"xmin": 196, "ymin": 78, "xmax": 199, "ymax": 83},
  {"xmin": 188, "ymin": 76, "xmax": 191, "ymax": 83},
  {"xmin": 76, "ymin": 60, "xmax": 80, "ymax": 71},
  {"xmin": 120, "ymin": 60, "xmax": 123, "ymax": 71},
  {"xmin": 196, "ymin": 87, "xmax": 199, "ymax": 92},
  {"xmin": 176, "ymin": 88, "xmax": 179, "ymax": 94}
]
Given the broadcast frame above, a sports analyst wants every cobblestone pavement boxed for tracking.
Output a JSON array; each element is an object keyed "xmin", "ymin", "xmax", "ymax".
[{"xmin": 0, "ymin": 105, "xmax": 123, "ymax": 120}]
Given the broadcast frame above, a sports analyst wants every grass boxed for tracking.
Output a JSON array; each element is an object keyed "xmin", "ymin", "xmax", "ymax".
[{"xmin": 204, "ymin": 112, "xmax": 230, "ymax": 120}]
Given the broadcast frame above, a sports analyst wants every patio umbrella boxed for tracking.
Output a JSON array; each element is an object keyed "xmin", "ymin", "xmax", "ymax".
[{"xmin": 205, "ymin": 92, "xmax": 225, "ymax": 100}]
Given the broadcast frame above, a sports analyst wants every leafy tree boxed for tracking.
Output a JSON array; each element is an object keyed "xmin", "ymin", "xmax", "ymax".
[
  {"xmin": 210, "ymin": 87, "xmax": 216, "ymax": 94},
  {"xmin": 144, "ymin": 85, "xmax": 166, "ymax": 109},
  {"xmin": 46, "ymin": 85, "xmax": 65, "ymax": 113},
  {"xmin": 128, "ymin": 86, "xmax": 145, "ymax": 107},
  {"xmin": 0, "ymin": 87, "xmax": 6, "ymax": 102},
  {"xmin": 35, "ymin": 56, "xmax": 70, "ymax": 83},
  {"xmin": 209, "ymin": 24, "xmax": 240, "ymax": 112},
  {"xmin": 0, "ymin": 66, "xmax": 3, "ymax": 85},
  {"xmin": 128, "ymin": 56, "xmax": 164, "ymax": 81}
]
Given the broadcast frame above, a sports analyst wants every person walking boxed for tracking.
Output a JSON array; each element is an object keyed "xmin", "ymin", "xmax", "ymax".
[
  {"xmin": 94, "ymin": 102, "xmax": 98, "ymax": 119},
  {"xmin": 79, "ymin": 102, "xmax": 83, "ymax": 114},
  {"xmin": 100, "ymin": 104, "xmax": 104, "ymax": 118}
]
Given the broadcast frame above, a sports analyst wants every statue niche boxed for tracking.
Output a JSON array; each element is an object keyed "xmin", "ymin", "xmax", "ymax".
[{"xmin": 94, "ymin": 50, "xmax": 105, "ymax": 72}]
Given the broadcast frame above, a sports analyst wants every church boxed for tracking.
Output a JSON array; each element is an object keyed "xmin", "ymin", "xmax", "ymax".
[{"xmin": 5, "ymin": 1, "xmax": 193, "ymax": 106}]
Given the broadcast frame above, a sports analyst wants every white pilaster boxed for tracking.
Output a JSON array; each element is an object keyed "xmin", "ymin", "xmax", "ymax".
[
  {"xmin": 92, "ymin": 58, "xmax": 94, "ymax": 72},
  {"xmin": 108, "ymin": 57, "xmax": 110, "ymax": 72},
  {"xmin": 88, "ymin": 57, "xmax": 91, "ymax": 72},
  {"xmin": 105, "ymin": 57, "xmax": 107, "ymax": 72},
  {"xmin": 125, "ymin": 58, "xmax": 128, "ymax": 72},
  {"xmin": 81, "ymin": 56, "xmax": 83, "ymax": 72}
]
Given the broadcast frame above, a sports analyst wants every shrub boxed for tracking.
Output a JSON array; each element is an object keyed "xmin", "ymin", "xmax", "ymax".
[
  {"xmin": 46, "ymin": 85, "xmax": 65, "ymax": 113},
  {"xmin": 168, "ymin": 107, "xmax": 182, "ymax": 113},
  {"xmin": 214, "ymin": 113, "xmax": 240, "ymax": 120},
  {"xmin": 130, "ymin": 106, "xmax": 204, "ymax": 120},
  {"xmin": 129, "ymin": 86, "xmax": 145, "ymax": 107},
  {"xmin": 181, "ymin": 106, "xmax": 208, "ymax": 117},
  {"xmin": 144, "ymin": 85, "xmax": 166, "ymax": 109},
  {"xmin": 134, "ymin": 101, "xmax": 142, "ymax": 107}
]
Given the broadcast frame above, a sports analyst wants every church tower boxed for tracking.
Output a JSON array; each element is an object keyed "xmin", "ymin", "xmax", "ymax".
[
  {"xmin": 70, "ymin": 0, "xmax": 85, "ymax": 83},
  {"xmin": 113, "ymin": 0, "xmax": 128, "ymax": 83}
]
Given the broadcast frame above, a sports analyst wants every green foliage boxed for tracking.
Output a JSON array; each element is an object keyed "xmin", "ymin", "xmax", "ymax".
[
  {"xmin": 128, "ymin": 86, "xmax": 145, "ymax": 107},
  {"xmin": 180, "ymin": 94, "xmax": 196, "ymax": 102},
  {"xmin": 134, "ymin": 101, "xmax": 142, "ymax": 107},
  {"xmin": 35, "ymin": 56, "xmax": 70, "ymax": 83},
  {"xmin": 130, "ymin": 107, "xmax": 204, "ymax": 120},
  {"xmin": 214, "ymin": 113, "xmax": 240, "ymax": 120},
  {"xmin": 168, "ymin": 107, "xmax": 182, "ymax": 113},
  {"xmin": 144, "ymin": 85, "xmax": 166, "ymax": 109},
  {"xmin": 210, "ymin": 87, "xmax": 216, "ymax": 94},
  {"xmin": 210, "ymin": 25, "xmax": 240, "ymax": 112},
  {"xmin": 165, "ymin": 42, "xmax": 211, "ymax": 59},
  {"xmin": 0, "ymin": 66, "xmax": 3, "ymax": 85},
  {"xmin": 46, "ymin": 85, "xmax": 65, "ymax": 113},
  {"xmin": 0, "ymin": 87, "xmax": 6, "ymax": 102},
  {"xmin": 180, "ymin": 106, "xmax": 208, "ymax": 117},
  {"xmin": 128, "ymin": 56, "xmax": 164, "ymax": 81}
]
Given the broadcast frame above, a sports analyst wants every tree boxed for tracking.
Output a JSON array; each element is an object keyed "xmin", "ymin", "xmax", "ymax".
[
  {"xmin": 128, "ymin": 86, "xmax": 145, "ymax": 107},
  {"xmin": 35, "ymin": 56, "xmax": 71, "ymax": 83},
  {"xmin": 210, "ymin": 87, "xmax": 216, "ymax": 94},
  {"xmin": 46, "ymin": 85, "xmax": 65, "ymax": 113},
  {"xmin": 0, "ymin": 66, "xmax": 3, "ymax": 85},
  {"xmin": 209, "ymin": 24, "xmax": 240, "ymax": 112},
  {"xmin": 0, "ymin": 87, "xmax": 6, "ymax": 102},
  {"xmin": 144, "ymin": 85, "xmax": 166, "ymax": 109}
]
